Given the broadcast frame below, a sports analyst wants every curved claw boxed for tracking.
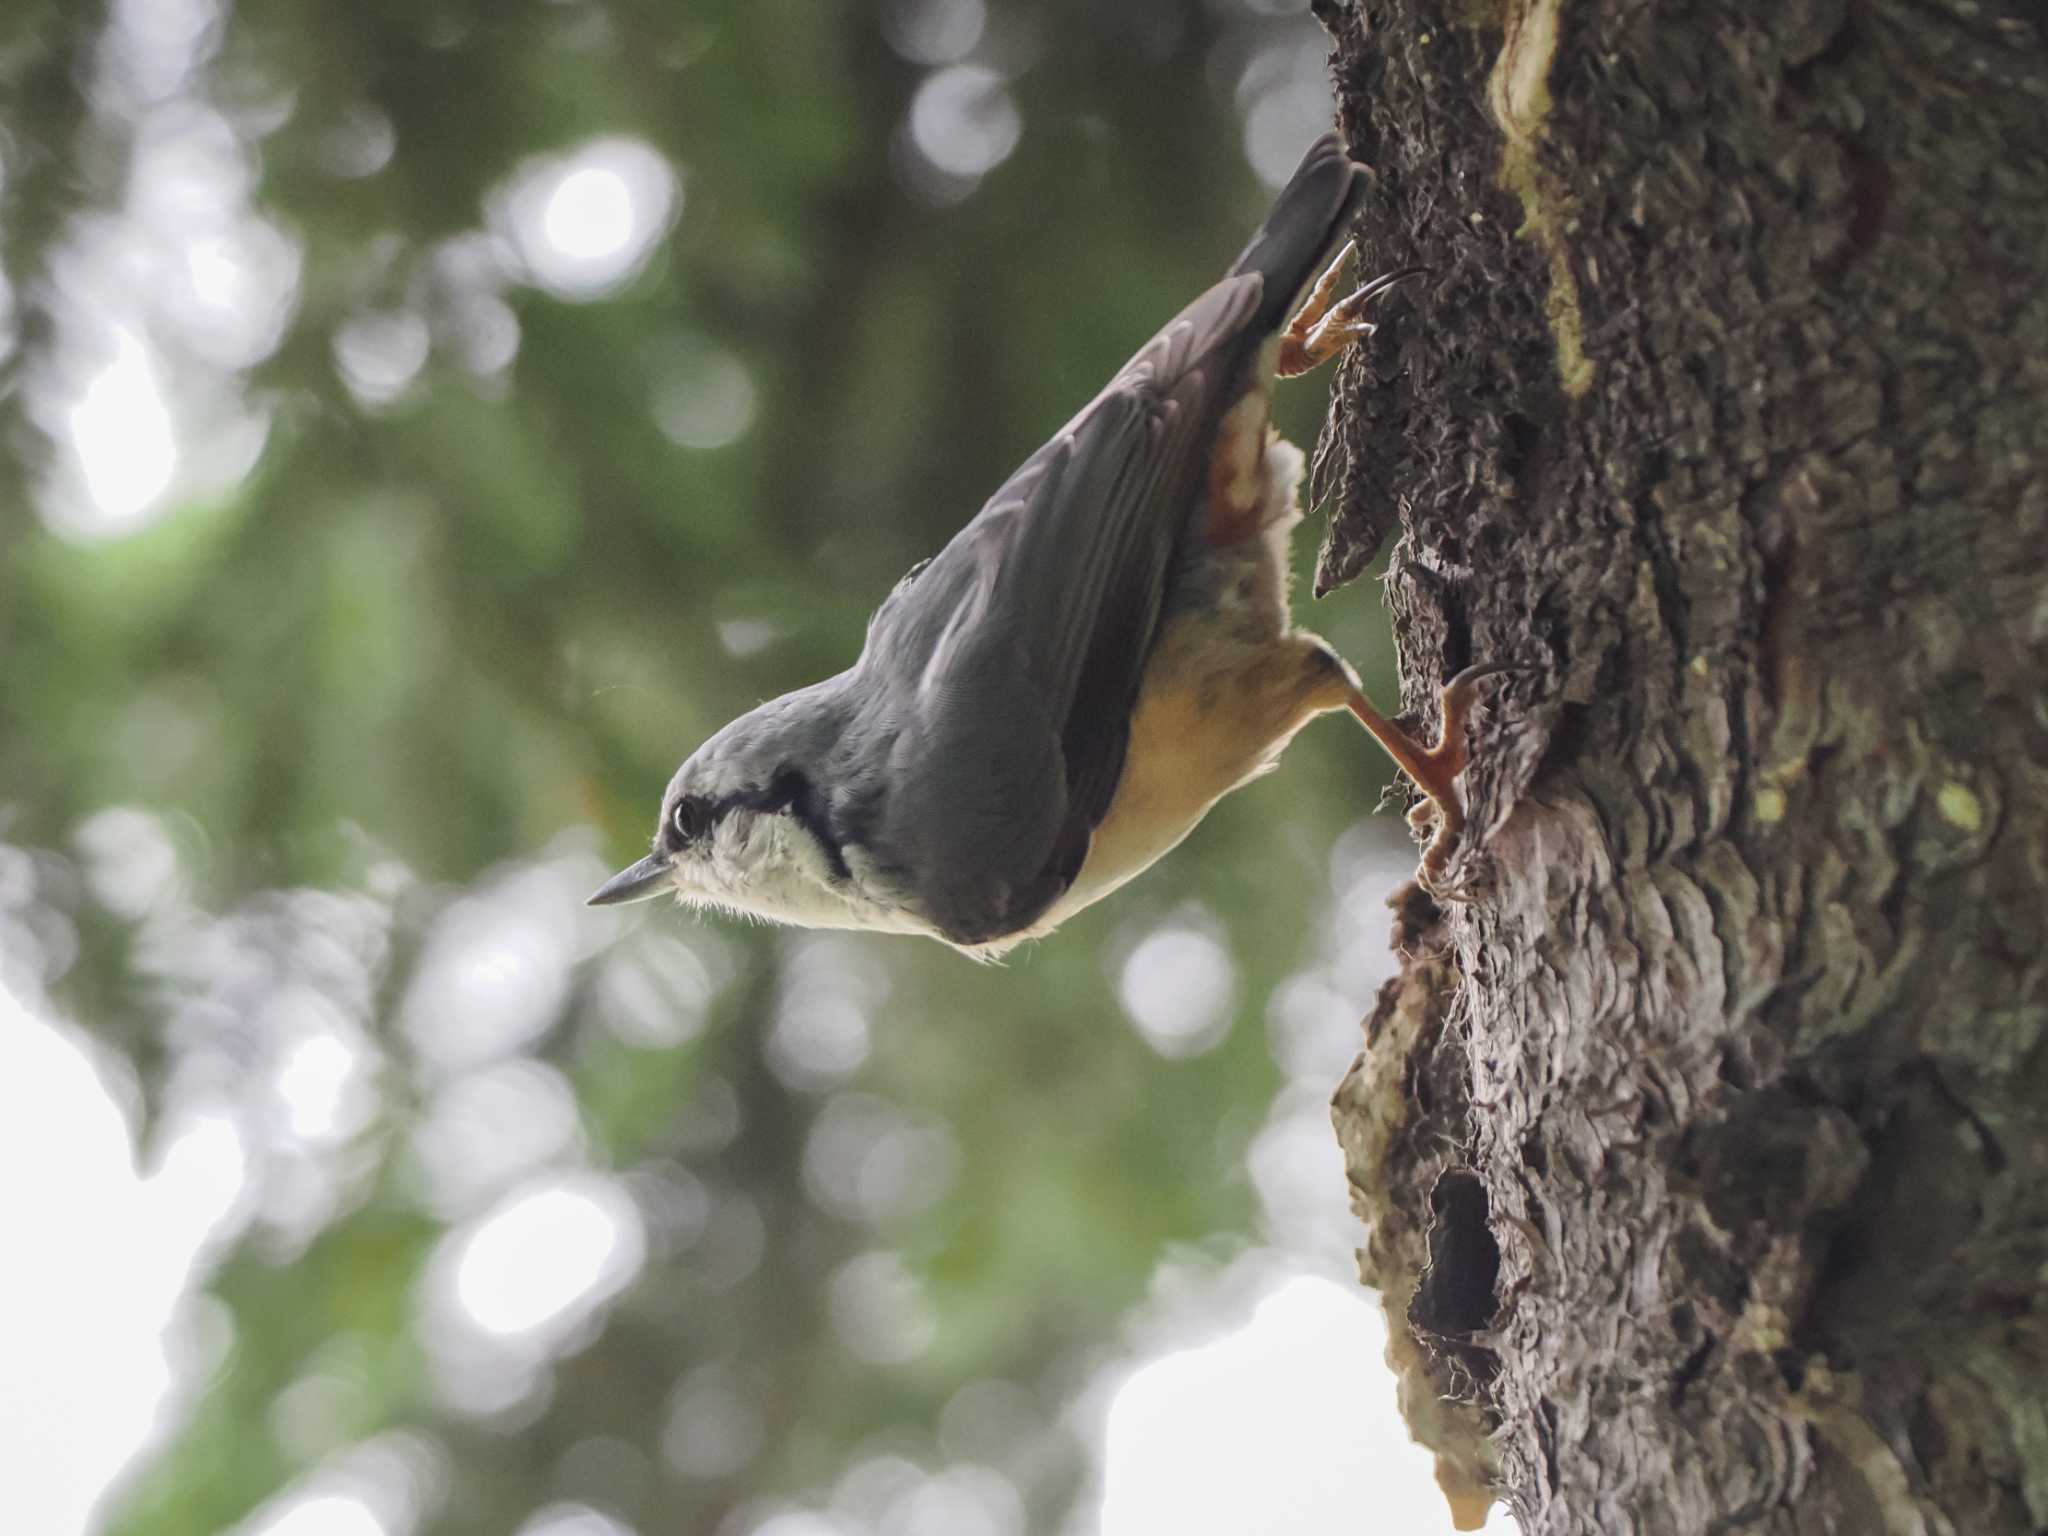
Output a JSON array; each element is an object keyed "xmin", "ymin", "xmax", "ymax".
[
  {"xmin": 1346, "ymin": 263, "xmax": 1430, "ymax": 308},
  {"xmin": 1278, "ymin": 255, "xmax": 1430, "ymax": 378}
]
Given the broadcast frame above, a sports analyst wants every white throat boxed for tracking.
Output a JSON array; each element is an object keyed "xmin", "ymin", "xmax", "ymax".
[{"xmin": 669, "ymin": 810, "xmax": 932, "ymax": 939}]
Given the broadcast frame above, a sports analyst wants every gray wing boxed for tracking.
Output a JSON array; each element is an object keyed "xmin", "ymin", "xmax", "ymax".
[{"xmin": 853, "ymin": 274, "xmax": 1264, "ymax": 945}]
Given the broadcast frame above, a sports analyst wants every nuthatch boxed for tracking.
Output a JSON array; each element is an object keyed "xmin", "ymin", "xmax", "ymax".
[{"xmin": 591, "ymin": 133, "xmax": 1506, "ymax": 954}]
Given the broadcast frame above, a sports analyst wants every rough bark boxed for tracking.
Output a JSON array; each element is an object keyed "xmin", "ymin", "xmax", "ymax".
[{"xmin": 1314, "ymin": 0, "xmax": 2048, "ymax": 1531}]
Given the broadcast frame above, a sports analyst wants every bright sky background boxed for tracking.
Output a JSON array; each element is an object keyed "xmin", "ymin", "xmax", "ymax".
[{"xmin": 0, "ymin": 984, "xmax": 245, "ymax": 1536}]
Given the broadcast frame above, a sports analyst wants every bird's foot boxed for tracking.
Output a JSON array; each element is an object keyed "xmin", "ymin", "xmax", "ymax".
[
  {"xmin": 1276, "ymin": 243, "xmax": 1426, "ymax": 379},
  {"xmin": 1346, "ymin": 662, "xmax": 1518, "ymax": 885}
]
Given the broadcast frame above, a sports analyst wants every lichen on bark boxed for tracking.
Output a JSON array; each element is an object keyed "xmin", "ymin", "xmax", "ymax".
[{"xmin": 1312, "ymin": 0, "xmax": 2048, "ymax": 1529}]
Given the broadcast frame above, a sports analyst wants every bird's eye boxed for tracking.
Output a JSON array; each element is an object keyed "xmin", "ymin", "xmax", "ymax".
[{"xmin": 670, "ymin": 797, "xmax": 713, "ymax": 845}]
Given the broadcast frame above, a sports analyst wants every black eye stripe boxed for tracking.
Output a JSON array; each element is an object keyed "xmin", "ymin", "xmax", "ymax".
[
  {"xmin": 663, "ymin": 769, "xmax": 852, "ymax": 883},
  {"xmin": 758, "ymin": 767, "xmax": 852, "ymax": 883}
]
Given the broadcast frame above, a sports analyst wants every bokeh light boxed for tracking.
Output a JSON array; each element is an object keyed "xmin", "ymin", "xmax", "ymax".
[
  {"xmin": 514, "ymin": 1505, "xmax": 637, "ymax": 1536},
  {"xmin": 802, "ymin": 1092, "xmax": 958, "ymax": 1227},
  {"xmin": 829, "ymin": 1250, "xmax": 937, "ymax": 1366},
  {"xmin": 1117, "ymin": 913, "xmax": 1237, "ymax": 1058},
  {"xmin": 333, "ymin": 311, "xmax": 430, "ymax": 407},
  {"xmin": 400, "ymin": 862, "xmax": 596, "ymax": 1074},
  {"xmin": 651, "ymin": 340, "xmax": 759, "ymax": 452},
  {"xmin": 443, "ymin": 1175, "xmax": 645, "ymax": 1340},
  {"xmin": 411, "ymin": 1057, "xmax": 582, "ymax": 1214},
  {"xmin": 240, "ymin": 1494, "xmax": 387, "ymax": 1536},
  {"xmin": 882, "ymin": 0, "xmax": 988, "ymax": 65},
  {"xmin": 909, "ymin": 66, "xmax": 1022, "ymax": 180},
  {"xmin": 494, "ymin": 138, "xmax": 679, "ymax": 301},
  {"xmin": 662, "ymin": 1361, "xmax": 768, "ymax": 1480},
  {"xmin": 270, "ymin": 1006, "xmax": 378, "ymax": 1145},
  {"xmin": 65, "ymin": 329, "xmax": 177, "ymax": 532}
]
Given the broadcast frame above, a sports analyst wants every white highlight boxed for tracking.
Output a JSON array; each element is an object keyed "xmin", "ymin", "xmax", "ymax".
[
  {"xmin": 449, "ymin": 1176, "xmax": 642, "ymax": 1339},
  {"xmin": 244, "ymin": 1493, "xmax": 387, "ymax": 1536},
  {"xmin": 101, "ymin": 0, "xmax": 222, "ymax": 111},
  {"xmin": 1102, "ymin": 1276, "xmax": 1512, "ymax": 1535},
  {"xmin": 0, "ymin": 981, "xmax": 246, "ymax": 1536},
  {"xmin": 496, "ymin": 137, "xmax": 678, "ymax": 301},
  {"xmin": 67, "ymin": 328, "xmax": 178, "ymax": 533},
  {"xmin": 515, "ymin": 1505, "xmax": 637, "ymax": 1536},
  {"xmin": 544, "ymin": 168, "xmax": 635, "ymax": 264},
  {"xmin": 275, "ymin": 1031, "xmax": 365, "ymax": 1142}
]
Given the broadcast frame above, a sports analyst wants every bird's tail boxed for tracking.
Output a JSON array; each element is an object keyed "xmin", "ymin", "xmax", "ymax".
[{"xmin": 1227, "ymin": 132, "xmax": 1372, "ymax": 332}]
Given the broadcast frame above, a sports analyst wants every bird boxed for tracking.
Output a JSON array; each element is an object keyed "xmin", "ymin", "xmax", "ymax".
[{"xmin": 589, "ymin": 132, "xmax": 1508, "ymax": 956}]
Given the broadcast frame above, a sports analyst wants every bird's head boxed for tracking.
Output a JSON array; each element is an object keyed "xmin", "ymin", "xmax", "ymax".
[{"xmin": 587, "ymin": 683, "xmax": 907, "ymax": 934}]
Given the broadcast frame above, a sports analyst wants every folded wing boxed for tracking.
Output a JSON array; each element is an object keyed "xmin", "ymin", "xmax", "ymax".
[{"xmin": 857, "ymin": 276, "xmax": 1261, "ymax": 944}]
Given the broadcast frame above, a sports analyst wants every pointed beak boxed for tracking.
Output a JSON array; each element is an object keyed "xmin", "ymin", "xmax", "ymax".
[{"xmin": 587, "ymin": 851, "xmax": 674, "ymax": 907}]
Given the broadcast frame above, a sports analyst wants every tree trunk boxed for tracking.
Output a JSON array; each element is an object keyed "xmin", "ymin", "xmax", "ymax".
[{"xmin": 1314, "ymin": 0, "xmax": 2048, "ymax": 1531}]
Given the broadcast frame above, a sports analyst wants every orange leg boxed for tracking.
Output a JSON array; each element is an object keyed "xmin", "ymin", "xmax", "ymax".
[
  {"xmin": 1277, "ymin": 248, "xmax": 1428, "ymax": 379},
  {"xmin": 1345, "ymin": 662, "xmax": 1516, "ymax": 881}
]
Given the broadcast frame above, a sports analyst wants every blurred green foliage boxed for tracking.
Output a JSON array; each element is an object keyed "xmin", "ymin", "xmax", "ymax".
[{"xmin": 0, "ymin": 2, "xmax": 1409, "ymax": 1533}]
